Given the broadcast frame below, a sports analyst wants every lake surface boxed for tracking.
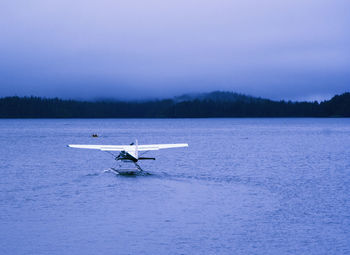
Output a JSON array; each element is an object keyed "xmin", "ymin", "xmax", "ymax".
[{"xmin": 1, "ymin": 118, "xmax": 350, "ymax": 255}]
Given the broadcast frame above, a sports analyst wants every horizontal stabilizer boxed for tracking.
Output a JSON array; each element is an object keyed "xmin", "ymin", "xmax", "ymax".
[{"xmin": 138, "ymin": 157, "xmax": 156, "ymax": 160}]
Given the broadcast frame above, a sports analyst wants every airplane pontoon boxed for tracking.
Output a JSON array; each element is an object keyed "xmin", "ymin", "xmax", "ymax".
[{"xmin": 68, "ymin": 140, "xmax": 188, "ymax": 175}]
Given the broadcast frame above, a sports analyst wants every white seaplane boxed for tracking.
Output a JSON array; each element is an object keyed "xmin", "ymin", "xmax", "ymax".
[{"xmin": 68, "ymin": 140, "xmax": 188, "ymax": 175}]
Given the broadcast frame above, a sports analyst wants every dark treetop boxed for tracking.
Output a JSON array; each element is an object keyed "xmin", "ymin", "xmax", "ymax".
[{"xmin": 0, "ymin": 91, "xmax": 349, "ymax": 118}]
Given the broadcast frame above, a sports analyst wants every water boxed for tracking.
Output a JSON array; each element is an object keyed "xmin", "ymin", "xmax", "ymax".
[{"xmin": 1, "ymin": 118, "xmax": 350, "ymax": 255}]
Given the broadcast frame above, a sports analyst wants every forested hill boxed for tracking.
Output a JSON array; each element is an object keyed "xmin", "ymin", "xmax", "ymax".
[{"xmin": 0, "ymin": 91, "xmax": 349, "ymax": 118}]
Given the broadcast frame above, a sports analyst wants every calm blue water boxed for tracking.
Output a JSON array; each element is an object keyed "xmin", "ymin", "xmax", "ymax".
[{"xmin": 1, "ymin": 119, "xmax": 350, "ymax": 255}]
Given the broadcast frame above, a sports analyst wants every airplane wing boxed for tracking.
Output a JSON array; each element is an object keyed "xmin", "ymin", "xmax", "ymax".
[
  {"xmin": 137, "ymin": 144, "xmax": 188, "ymax": 151},
  {"xmin": 68, "ymin": 143, "xmax": 188, "ymax": 151},
  {"xmin": 68, "ymin": 144, "xmax": 131, "ymax": 151}
]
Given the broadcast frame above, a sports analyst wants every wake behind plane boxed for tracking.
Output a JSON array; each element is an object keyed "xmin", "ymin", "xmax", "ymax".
[{"xmin": 68, "ymin": 140, "xmax": 188, "ymax": 175}]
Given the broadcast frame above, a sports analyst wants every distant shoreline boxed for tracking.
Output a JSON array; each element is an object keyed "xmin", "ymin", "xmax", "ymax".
[{"xmin": 1, "ymin": 91, "xmax": 349, "ymax": 118}]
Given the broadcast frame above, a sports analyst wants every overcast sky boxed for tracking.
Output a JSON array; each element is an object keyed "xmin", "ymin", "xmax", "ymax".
[{"xmin": 0, "ymin": 0, "xmax": 349, "ymax": 101}]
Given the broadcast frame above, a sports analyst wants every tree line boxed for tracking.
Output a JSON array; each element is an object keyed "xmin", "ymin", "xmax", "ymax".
[{"xmin": 0, "ymin": 92, "xmax": 349, "ymax": 118}]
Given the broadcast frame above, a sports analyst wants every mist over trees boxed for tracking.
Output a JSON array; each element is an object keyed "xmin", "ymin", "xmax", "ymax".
[{"xmin": 0, "ymin": 91, "xmax": 349, "ymax": 118}]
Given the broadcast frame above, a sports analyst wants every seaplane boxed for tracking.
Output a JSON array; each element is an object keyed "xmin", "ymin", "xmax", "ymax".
[{"xmin": 68, "ymin": 140, "xmax": 188, "ymax": 175}]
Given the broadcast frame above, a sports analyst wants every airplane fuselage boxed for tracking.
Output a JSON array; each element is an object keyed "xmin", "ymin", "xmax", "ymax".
[
  {"xmin": 117, "ymin": 151, "xmax": 138, "ymax": 162},
  {"xmin": 117, "ymin": 150, "xmax": 156, "ymax": 162}
]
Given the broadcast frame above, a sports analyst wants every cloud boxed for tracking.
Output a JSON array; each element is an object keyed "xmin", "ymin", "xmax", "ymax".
[{"xmin": 0, "ymin": 0, "xmax": 349, "ymax": 100}]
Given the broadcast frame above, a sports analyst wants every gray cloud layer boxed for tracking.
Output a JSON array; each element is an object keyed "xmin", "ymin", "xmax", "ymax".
[{"xmin": 0, "ymin": 0, "xmax": 349, "ymax": 100}]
